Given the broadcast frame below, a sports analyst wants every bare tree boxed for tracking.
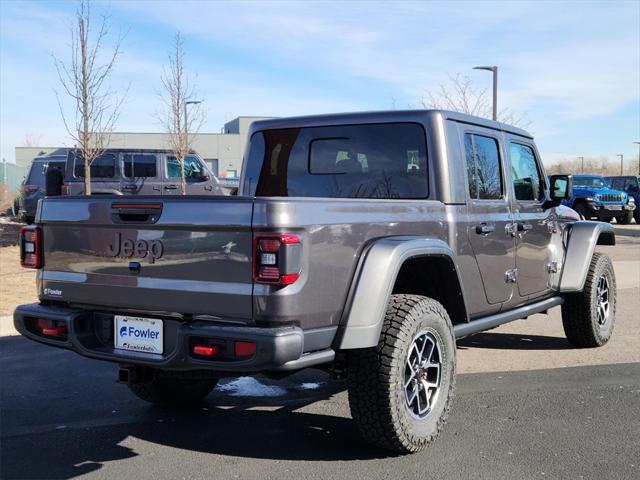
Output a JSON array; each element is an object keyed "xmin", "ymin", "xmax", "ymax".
[
  {"xmin": 54, "ymin": 0, "xmax": 124, "ymax": 195},
  {"xmin": 420, "ymin": 73, "xmax": 530, "ymax": 129},
  {"xmin": 22, "ymin": 133, "xmax": 42, "ymax": 148},
  {"xmin": 159, "ymin": 32, "xmax": 204, "ymax": 195}
]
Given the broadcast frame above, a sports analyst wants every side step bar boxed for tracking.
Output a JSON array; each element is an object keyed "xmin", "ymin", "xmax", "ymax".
[{"xmin": 453, "ymin": 296, "xmax": 564, "ymax": 339}]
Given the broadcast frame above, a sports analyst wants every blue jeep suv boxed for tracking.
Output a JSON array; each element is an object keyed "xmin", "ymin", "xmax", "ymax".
[
  {"xmin": 605, "ymin": 175, "xmax": 640, "ymax": 224},
  {"xmin": 562, "ymin": 174, "xmax": 635, "ymax": 223}
]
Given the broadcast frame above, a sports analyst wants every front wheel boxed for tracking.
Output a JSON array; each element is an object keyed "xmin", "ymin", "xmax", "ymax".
[
  {"xmin": 561, "ymin": 253, "xmax": 616, "ymax": 347},
  {"xmin": 128, "ymin": 370, "xmax": 218, "ymax": 407},
  {"xmin": 347, "ymin": 294, "xmax": 456, "ymax": 454},
  {"xmin": 616, "ymin": 211, "xmax": 633, "ymax": 224},
  {"xmin": 573, "ymin": 202, "xmax": 590, "ymax": 220}
]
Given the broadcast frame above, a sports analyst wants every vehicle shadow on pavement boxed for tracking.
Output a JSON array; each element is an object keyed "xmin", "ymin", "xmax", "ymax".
[{"xmin": 457, "ymin": 332, "xmax": 574, "ymax": 350}]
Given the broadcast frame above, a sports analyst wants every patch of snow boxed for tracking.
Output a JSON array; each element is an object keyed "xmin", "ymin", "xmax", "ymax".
[
  {"xmin": 299, "ymin": 382, "xmax": 321, "ymax": 390},
  {"xmin": 216, "ymin": 376, "xmax": 286, "ymax": 397}
]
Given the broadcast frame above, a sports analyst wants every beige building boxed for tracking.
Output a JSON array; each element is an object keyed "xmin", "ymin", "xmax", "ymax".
[{"xmin": 14, "ymin": 116, "xmax": 271, "ymax": 178}]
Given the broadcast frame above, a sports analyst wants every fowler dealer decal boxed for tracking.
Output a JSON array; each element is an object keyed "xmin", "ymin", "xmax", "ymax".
[
  {"xmin": 106, "ymin": 232, "xmax": 164, "ymax": 263},
  {"xmin": 44, "ymin": 288, "xmax": 62, "ymax": 296}
]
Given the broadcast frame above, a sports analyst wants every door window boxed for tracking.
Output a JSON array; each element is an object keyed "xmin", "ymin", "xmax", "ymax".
[
  {"xmin": 123, "ymin": 154, "xmax": 157, "ymax": 178},
  {"xmin": 510, "ymin": 143, "xmax": 544, "ymax": 201},
  {"xmin": 166, "ymin": 155, "xmax": 203, "ymax": 179},
  {"xmin": 464, "ymin": 133, "xmax": 503, "ymax": 200}
]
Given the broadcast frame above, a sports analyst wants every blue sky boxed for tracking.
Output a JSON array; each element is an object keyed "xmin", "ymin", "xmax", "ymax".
[{"xmin": 1, "ymin": 0, "xmax": 639, "ymax": 166}]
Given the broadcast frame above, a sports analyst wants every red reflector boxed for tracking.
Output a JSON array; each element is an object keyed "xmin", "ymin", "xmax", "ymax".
[
  {"xmin": 42, "ymin": 326, "xmax": 67, "ymax": 337},
  {"xmin": 234, "ymin": 341, "xmax": 256, "ymax": 358},
  {"xmin": 279, "ymin": 234, "xmax": 300, "ymax": 245},
  {"xmin": 259, "ymin": 238, "xmax": 281, "ymax": 253},
  {"xmin": 24, "ymin": 185, "xmax": 38, "ymax": 192},
  {"xmin": 193, "ymin": 345, "xmax": 221, "ymax": 356},
  {"xmin": 280, "ymin": 273, "xmax": 300, "ymax": 285},
  {"xmin": 23, "ymin": 230, "xmax": 38, "ymax": 242},
  {"xmin": 61, "ymin": 184, "xmax": 70, "ymax": 196}
]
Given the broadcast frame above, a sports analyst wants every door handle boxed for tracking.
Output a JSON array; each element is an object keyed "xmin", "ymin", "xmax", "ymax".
[
  {"xmin": 152, "ymin": 186, "xmax": 161, "ymax": 191},
  {"xmin": 517, "ymin": 223, "xmax": 533, "ymax": 232},
  {"xmin": 204, "ymin": 185, "xmax": 213, "ymax": 191},
  {"xmin": 475, "ymin": 224, "xmax": 495, "ymax": 235},
  {"xmin": 122, "ymin": 185, "xmax": 137, "ymax": 190},
  {"xmin": 164, "ymin": 185, "xmax": 178, "ymax": 190}
]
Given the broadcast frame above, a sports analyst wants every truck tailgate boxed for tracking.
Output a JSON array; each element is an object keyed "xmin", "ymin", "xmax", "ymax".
[{"xmin": 38, "ymin": 196, "xmax": 254, "ymax": 320}]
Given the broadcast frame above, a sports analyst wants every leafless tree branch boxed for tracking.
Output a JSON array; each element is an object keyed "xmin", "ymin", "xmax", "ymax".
[
  {"xmin": 158, "ymin": 31, "xmax": 205, "ymax": 195},
  {"xmin": 53, "ymin": 0, "xmax": 124, "ymax": 195}
]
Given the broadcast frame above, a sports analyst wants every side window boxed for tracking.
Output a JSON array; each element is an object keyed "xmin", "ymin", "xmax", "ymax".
[
  {"xmin": 510, "ymin": 143, "xmax": 544, "ymax": 201},
  {"xmin": 123, "ymin": 154, "xmax": 157, "ymax": 178},
  {"xmin": 73, "ymin": 154, "xmax": 116, "ymax": 178},
  {"xmin": 464, "ymin": 133, "xmax": 502, "ymax": 200},
  {"xmin": 624, "ymin": 177, "xmax": 638, "ymax": 192},
  {"xmin": 166, "ymin": 155, "xmax": 203, "ymax": 179}
]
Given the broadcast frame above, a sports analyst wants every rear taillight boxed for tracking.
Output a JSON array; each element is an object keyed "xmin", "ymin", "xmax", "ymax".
[
  {"xmin": 23, "ymin": 184, "xmax": 38, "ymax": 193},
  {"xmin": 60, "ymin": 184, "xmax": 70, "ymax": 196},
  {"xmin": 19, "ymin": 226, "xmax": 42, "ymax": 268},
  {"xmin": 254, "ymin": 233, "xmax": 302, "ymax": 285}
]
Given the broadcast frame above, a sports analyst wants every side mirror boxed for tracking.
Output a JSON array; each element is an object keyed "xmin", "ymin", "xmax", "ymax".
[{"xmin": 544, "ymin": 175, "xmax": 572, "ymax": 209}]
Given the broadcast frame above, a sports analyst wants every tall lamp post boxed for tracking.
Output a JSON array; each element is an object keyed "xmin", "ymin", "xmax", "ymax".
[
  {"xmin": 578, "ymin": 156, "xmax": 584, "ymax": 173},
  {"xmin": 634, "ymin": 141, "xmax": 640, "ymax": 175},
  {"xmin": 617, "ymin": 154, "xmax": 624, "ymax": 175},
  {"xmin": 184, "ymin": 100, "xmax": 202, "ymax": 139},
  {"xmin": 473, "ymin": 66, "xmax": 498, "ymax": 121}
]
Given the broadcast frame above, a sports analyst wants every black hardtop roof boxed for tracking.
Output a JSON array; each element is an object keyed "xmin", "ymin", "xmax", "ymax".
[{"xmin": 249, "ymin": 109, "xmax": 532, "ymax": 139}]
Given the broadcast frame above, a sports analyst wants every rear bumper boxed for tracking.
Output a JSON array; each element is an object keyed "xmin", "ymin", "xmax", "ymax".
[{"xmin": 14, "ymin": 303, "xmax": 335, "ymax": 373}]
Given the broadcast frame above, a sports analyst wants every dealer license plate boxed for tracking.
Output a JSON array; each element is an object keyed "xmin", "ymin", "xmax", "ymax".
[
  {"xmin": 114, "ymin": 315, "xmax": 163, "ymax": 354},
  {"xmin": 606, "ymin": 205, "xmax": 622, "ymax": 210}
]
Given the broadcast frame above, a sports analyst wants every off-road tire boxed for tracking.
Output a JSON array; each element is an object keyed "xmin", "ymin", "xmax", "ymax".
[
  {"xmin": 128, "ymin": 371, "xmax": 218, "ymax": 407},
  {"xmin": 347, "ymin": 294, "xmax": 456, "ymax": 454},
  {"xmin": 562, "ymin": 253, "xmax": 616, "ymax": 347},
  {"xmin": 616, "ymin": 211, "xmax": 633, "ymax": 225},
  {"xmin": 573, "ymin": 202, "xmax": 590, "ymax": 220}
]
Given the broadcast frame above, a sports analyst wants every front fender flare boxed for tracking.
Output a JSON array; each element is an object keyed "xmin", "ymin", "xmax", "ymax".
[
  {"xmin": 336, "ymin": 236, "xmax": 460, "ymax": 350},
  {"xmin": 559, "ymin": 221, "xmax": 615, "ymax": 292}
]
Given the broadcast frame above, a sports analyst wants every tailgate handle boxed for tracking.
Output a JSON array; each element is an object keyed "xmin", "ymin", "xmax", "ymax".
[{"xmin": 111, "ymin": 203, "xmax": 162, "ymax": 224}]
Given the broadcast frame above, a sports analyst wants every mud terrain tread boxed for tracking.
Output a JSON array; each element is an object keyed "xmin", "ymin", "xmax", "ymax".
[
  {"xmin": 347, "ymin": 294, "xmax": 456, "ymax": 453},
  {"xmin": 562, "ymin": 253, "xmax": 616, "ymax": 347}
]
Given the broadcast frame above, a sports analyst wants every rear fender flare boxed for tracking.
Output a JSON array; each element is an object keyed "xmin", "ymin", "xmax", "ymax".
[
  {"xmin": 336, "ymin": 236, "xmax": 463, "ymax": 349},
  {"xmin": 559, "ymin": 221, "xmax": 615, "ymax": 292}
]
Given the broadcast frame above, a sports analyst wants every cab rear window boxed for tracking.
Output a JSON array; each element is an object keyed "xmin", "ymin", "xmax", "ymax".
[
  {"xmin": 245, "ymin": 123, "xmax": 428, "ymax": 199},
  {"xmin": 73, "ymin": 154, "xmax": 116, "ymax": 178}
]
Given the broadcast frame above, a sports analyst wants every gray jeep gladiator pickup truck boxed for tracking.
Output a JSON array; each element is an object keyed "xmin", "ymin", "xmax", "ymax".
[{"xmin": 15, "ymin": 110, "xmax": 617, "ymax": 454}]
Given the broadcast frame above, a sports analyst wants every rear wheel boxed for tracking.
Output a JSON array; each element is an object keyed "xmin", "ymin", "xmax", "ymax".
[
  {"xmin": 347, "ymin": 294, "xmax": 456, "ymax": 453},
  {"xmin": 616, "ymin": 211, "xmax": 633, "ymax": 224},
  {"xmin": 561, "ymin": 253, "xmax": 616, "ymax": 347},
  {"xmin": 128, "ymin": 370, "xmax": 218, "ymax": 407}
]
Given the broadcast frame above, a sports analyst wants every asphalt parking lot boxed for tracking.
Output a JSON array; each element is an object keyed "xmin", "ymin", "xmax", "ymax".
[{"xmin": 1, "ymin": 224, "xmax": 639, "ymax": 480}]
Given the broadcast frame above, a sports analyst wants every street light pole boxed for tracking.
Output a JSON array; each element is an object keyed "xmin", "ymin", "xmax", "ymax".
[
  {"xmin": 184, "ymin": 100, "xmax": 202, "ymax": 141},
  {"xmin": 578, "ymin": 156, "xmax": 584, "ymax": 173},
  {"xmin": 617, "ymin": 154, "xmax": 624, "ymax": 175},
  {"xmin": 634, "ymin": 141, "xmax": 640, "ymax": 175},
  {"xmin": 473, "ymin": 66, "xmax": 498, "ymax": 121}
]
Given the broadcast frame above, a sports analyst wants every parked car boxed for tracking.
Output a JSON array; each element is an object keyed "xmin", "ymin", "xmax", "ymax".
[
  {"xmin": 62, "ymin": 149, "xmax": 225, "ymax": 196},
  {"xmin": 19, "ymin": 151, "xmax": 68, "ymax": 224},
  {"xmin": 15, "ymin": 110, "xmax": 616, "ymax": 454},
  {"xmin": 605, "ymin": 175, "xmax": 640, "ymax": 223},
  {"xmin": 561, "ymin": 174, "xmax": 634, "ymax": 223}
]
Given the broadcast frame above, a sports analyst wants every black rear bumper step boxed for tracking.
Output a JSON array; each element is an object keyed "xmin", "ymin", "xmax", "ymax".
[{"xmin": 13, "ymin": 303, "xmax": 335, "ymax": 373}]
